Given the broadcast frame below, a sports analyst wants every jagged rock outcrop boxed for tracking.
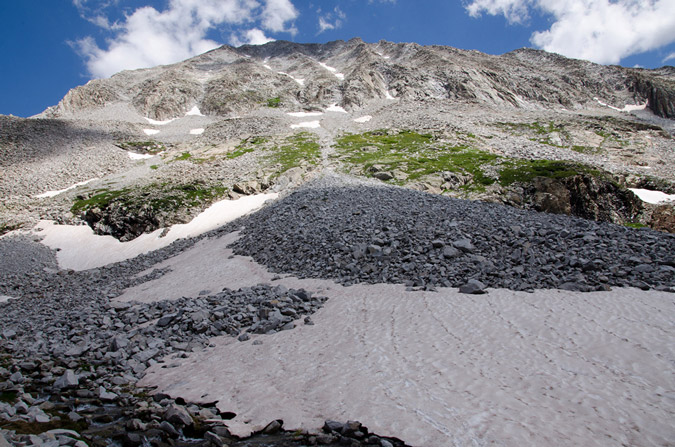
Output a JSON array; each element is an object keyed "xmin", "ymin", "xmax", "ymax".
[
  {"xmin": 631, "ymin": 68, "xmax": 675, "ymax": 119},
  {"xmin": 507, "ymin": 175, "xmax": 643, "ymax": 224}
]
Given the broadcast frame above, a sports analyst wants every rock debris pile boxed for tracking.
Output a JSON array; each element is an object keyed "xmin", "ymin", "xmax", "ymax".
[
  {"xmin": 231, "ymin": 183, "xmax": 675, "ymax": 292},
  {"xmin": 0, "ymin": 274, "xmax": 330, "ymax": 446}
]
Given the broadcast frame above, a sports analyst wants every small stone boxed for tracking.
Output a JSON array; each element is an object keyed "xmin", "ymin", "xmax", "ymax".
[
  {"xmin": 1, "ymin": 330, "xmax": 16, "ymax": 339},
  {"xmin": 452, "ymin": 238, "xmax": 475, "ymax": 253},
  {"xmin": 442, "ymin": 246, "xmax": 460, "ymax": 259},
  {"xmin": 204, "ymin": 431, "xmax": 227, "ymax": 447},
  {"xmin": 164, "ymin": 404, "xmax": 193, "ymax": 426},
  {"xmin": 459, "ymin": 279, "xmax": 487, "ymax": 294},
  {"xmin": 54, "ymin": 370, "xmax": 79, "ymax": 389},
  {"xmin": 237, "ymin": 333, "xmax": 250, "ymax": 342},
  {"xmin": 98, "ymin": 387, "xmax": 118, "ymax": 402},
  {"xmin": 380, "ymin": 440, "xmax": 394, "ymax": 447},
  {"xmin": 9, "ymin": 371, "xmax": 23, "ymax": 383},
  {"xmin": 263, "ymin": 419, "xmax": 283, "ymax": 434},
  {"xmin": 252, "ymin": 340, "xmax": 263, "ymax": 345},
  {"xmin": 431, "ymin": 240, "xmax": 444, "ymax": 248},
  {"xmin": 14, "ymin": 400, "xmax": 29, "ymax": 414},
  {"xmin": 159, "ymin": 421, "xmax": 180, "ymax": 438},
  {"xmin": 68, "ymin": 412, "xmax": 83, "ymax": 422},
  {"xmin": 324, "ymin": 420, "xmax": 344, "ymax": 433}
]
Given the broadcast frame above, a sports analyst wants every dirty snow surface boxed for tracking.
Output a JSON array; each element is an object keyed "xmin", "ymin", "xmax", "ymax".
[
  {"xmin": 630, "ymin": 188, "xmax": 675, "ymax": 204},
  {"xmin": 135, "ymin": 234, "xmax": 675, "ymax": 447},
  {"xmin": 129, "ymin": 181, "xmax": 675, "ymax": 447},
  {"xmin": 30, "ymin": 193, "xmax": 277, "ymax": 270}
]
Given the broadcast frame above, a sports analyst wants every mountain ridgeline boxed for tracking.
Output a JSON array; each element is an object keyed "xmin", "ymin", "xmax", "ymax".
[{"xmin": 42, "ymin": 38, "xmax": 675, "ymax": 121}]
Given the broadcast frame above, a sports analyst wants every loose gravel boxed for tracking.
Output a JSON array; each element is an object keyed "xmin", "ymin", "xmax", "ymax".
[{"xmin": 231, "ymin": 179, "xmax": 675, "ymax": 292}]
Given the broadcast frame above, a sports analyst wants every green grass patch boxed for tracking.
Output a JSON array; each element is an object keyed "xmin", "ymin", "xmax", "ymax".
[
  {"xmin": 71, "ymin": 182, "xmax": 228, "ymax": 215},
  {"xmin": 267, "ymin": 97, "xmax": 281, "ymax": 108},
  {"xmin": 497, "ymin": 160, "xmax": 603, "ymax": 186},
  {"xmin": 263, "ymin": 132, "xmax": 321, "ymax": 174},
  {"xmin": 174, "ymin": 151, "xmax": 192, "ymax": 161},
  {"xmin": 227, "ymin": 136, "xmax": 268, "ymax": 159},
  {"xmin": 334, "ymin": 130, "xmax": 498, "ymax": 187},
  {"xmin": 72, "ymin": 189, "xmax": 128, "ymax": 213},
  {"xmin": 150, "ymin": 165, "xmax": 159, "ymax": 170},
  {"xmin": 624, "ymin": 222, "xmax": 648, "ymax": 229}
]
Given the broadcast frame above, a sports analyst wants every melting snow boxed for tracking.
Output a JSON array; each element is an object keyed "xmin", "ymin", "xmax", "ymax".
[
  {"xmin": 319, "ymin": 62, "xmax": 345, "ymax": 80},
  {"xmin": 326, "ymin": 104, "xmax": 348, "ymax": 113},
  {"xmin": 143, "ymin": 129, "xmax": 160, "ymax": 136},
  {"xmin": 0, "ymin": 295, "xmax": 17, "ymax": 304},
  {"xmin": 290, "ymin": 121, "xmax": 321, "ymax": 129},
  {"xmin": 144, "ymin": 117, "xmax": 174, "ymax": 125},
  {"xmin": 354, "ymin": 115, "xmax": 372, "ymax": 123},
  {"xmin": 128, "ymin": 152, "xmax": 155, "ymax": 160},
  {"xmin": 278, "ymin": 72, "xmax": 305, "ymax": 86},
  {"xmin": 34, "ymin": 178, "xmax": 99, "ymax": 199},
  {"xmin": 629, "ymin": 188, "xmax": 675, "ymax": 204},
  {"xmin": 32, "ymin": 193, "xmax": 278, "ymax": 271},
  {"xmin": 186, "ymin": 106, "xmax": 204, "ymax": 116},
  {"xmin": 287, "ymin": 111, "xmax": 324, "ymax": 117},
  {"xmin": 190, "ymin": 128, "xmax": 205, "ymax": 135},
  {"xmin": 594, "ymin": 97, "xmax": 648, "ymax": 112},
  {"xmin": 385, "ymin": 91, "xmax": 395, "ymax": 100}
]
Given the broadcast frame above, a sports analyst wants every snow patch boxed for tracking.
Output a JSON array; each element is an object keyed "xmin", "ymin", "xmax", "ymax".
[
  {"xmin": 319, "ymin": 62, "xmax": 345, "ymax": 80},
  {"xmin": 629, "ymin": 188, "xmax": 675, "ymax": 204},
  {"xmin": 190, "ymin": 128, "xmax": 205, "ymax": 135},
  {"xmin": 594, "ymin": 97, "xmax": 648, "ymax": 112},
  {"xmin": 278, "ymin": 72, "xmax": 305, "ymax": 86},
  {"xmin": 354, "ymin": 115, "xmax": 372, "ymax": 123},
  {"xmin": 33, "ymin": 193, "xmax": 278, "ymax": 271},
  {"xmin": 143, "ymin": 129, "xmax": 160, "ymax": 135},
  {"xmin": 185, "ymin": 106, "xmax": 204, "ymax": 116},
  {"xmin": 287, "ymin": 111, "xmax": 324, "ymax": 117},
  {"xmin": 34, "ymin": 178, "xmax": 99, "ymax": 199},
  {"xmin": 385, "ymin": 91, "xmax": 395, "ymax": 100},
  {"xmin": 263, "ymin": 64, "xmax": 272, "ymax": 70},
  {"xmin": 128, "ymin": 152, "xmax": 155, "ymax": 160},
  {"xmin": 0, "ymin": 295, "xmax": 17, "ymax": 304},
  {"xmin": 290, "ymin": 121, "xmax": 321, "ymax": 129},
  {"xmin": 144, "ymin": 117, "xmax": 174, "ymax": 125},
  {"xmin": 326, "ymin": 104, "xmax": 347, "ymax": 113}
]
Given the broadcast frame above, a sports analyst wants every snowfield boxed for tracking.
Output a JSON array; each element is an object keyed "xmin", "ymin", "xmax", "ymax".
[
  {"xmin": 290, "ymin": 121, "xmax": 321, "ymax": 129},
  {"xmin": 30, "ymin": 193, "xmax": 278, "ymax": 271}
]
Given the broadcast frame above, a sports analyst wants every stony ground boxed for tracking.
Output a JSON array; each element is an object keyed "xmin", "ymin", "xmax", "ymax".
[{"xmin": 231, "ymin": 177, "xmax": 675, "ymax": 292}]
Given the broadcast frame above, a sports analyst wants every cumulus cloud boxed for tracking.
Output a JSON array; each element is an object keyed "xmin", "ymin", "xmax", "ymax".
[
  {"xmin": 317, "ymin": 7, "xmax": 346, "ymax": 34},
  {"xmin": 261, "ymin": 0, "xmax": 298, "ymax": 33},
  {"xmin": 229, "ymin": 28, "xmax": 275, "ymax": 47},
  {"xmin": 73, "ymin": 0, "xmax": 299, "ymax": 78},
  {"xmin": 465, "ymin": 0, "xmax": 675, "ymax": 65}
]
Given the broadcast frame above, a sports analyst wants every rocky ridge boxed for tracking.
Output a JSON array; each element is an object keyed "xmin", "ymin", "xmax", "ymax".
[{"xmin": 42, "ymin": 39, "xmax": 675, "ymax": 120}]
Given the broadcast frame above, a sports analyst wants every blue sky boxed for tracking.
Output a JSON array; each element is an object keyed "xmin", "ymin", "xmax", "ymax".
[{"xmin": 1, "ymin": 0, "xmax": 674, "ymax": 117}]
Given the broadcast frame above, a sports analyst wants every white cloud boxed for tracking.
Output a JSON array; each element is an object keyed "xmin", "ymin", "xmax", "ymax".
[
  {"xmin": 230, "ymin": 28, "xmax": 275, "ymax": 47},
  {"xmin": 317, "ymin": 7, "xmax": 346, "ymax": 34},
  {"xmin": 465, "ymin": 0, "xmax": 675, "ymax": 65},
  {"xmin": 73, "ymin": 0, "xmax": 299, "ymax": 78},
  {"xmin": 261, "ymin": 0, "xmax": 298, "ymax": 33},
  {"xmin": 664, "ymin": 53, "xmax": 675, "ymax": 64}
]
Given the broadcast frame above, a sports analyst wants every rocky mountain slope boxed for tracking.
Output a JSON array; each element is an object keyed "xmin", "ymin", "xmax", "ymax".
[
  {"xmin": 1, "ymin": 38, "xmax": 674, "ymax": 239},
  {"xmin": 1, "ymin": 39, "xmax": 675, "ymax": 447}
]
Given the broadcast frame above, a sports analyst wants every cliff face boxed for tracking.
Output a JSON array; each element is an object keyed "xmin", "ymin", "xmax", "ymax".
[{"xmin": 41, "ymin": 39, "xmax": 675, "ymax": 120}]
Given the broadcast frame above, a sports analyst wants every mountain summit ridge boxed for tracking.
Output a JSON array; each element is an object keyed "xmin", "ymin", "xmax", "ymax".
[{"xmin": 41, "ymin": 38, "xmax": 675, "ymax": 121}]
